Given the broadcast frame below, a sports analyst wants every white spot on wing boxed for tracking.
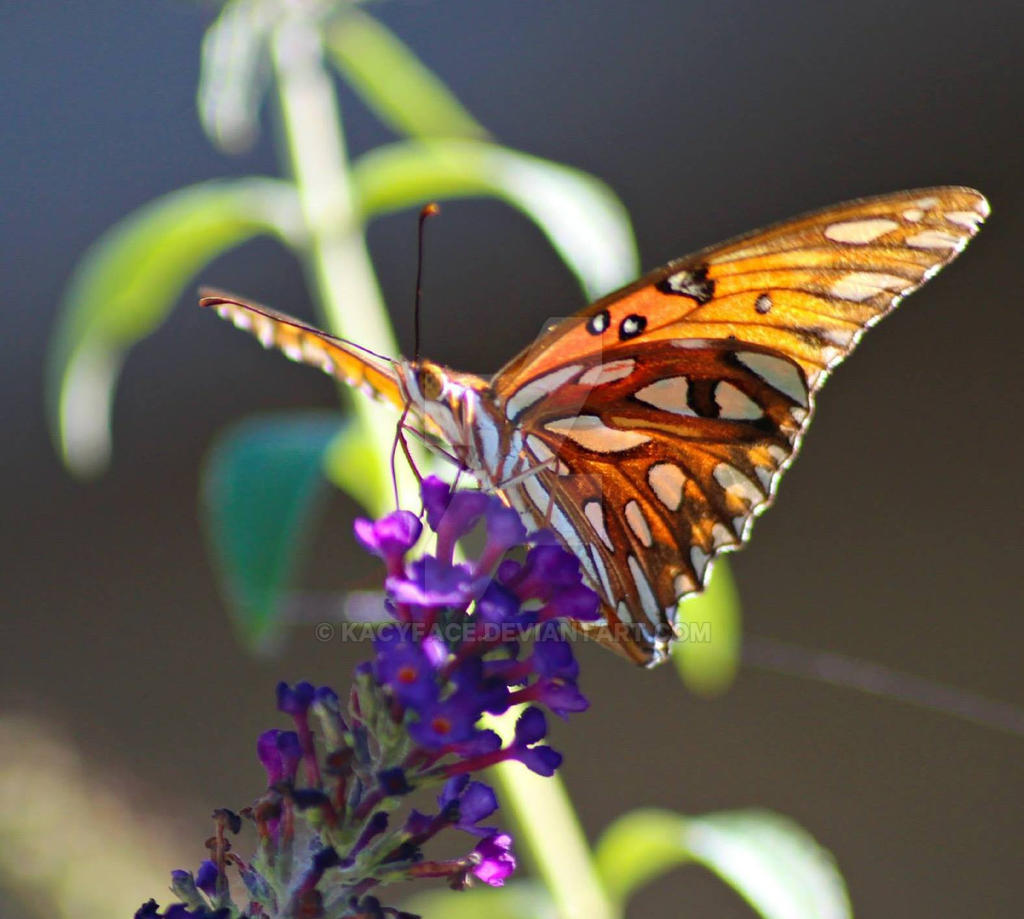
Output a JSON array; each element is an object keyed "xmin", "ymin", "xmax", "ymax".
[
  {"xmin": 589, "ymin": 543, "xmax": 614, "ymax": 602},
  {"xmin": 544, "ymin": 415, "xmax": 651, "ymax": 453},
  {"xmin": 711, "ymin": 523, "xmax": 734, "ymax": 548},
  {"xmin": 902, "ymin": 208, "xmax": 924, "ymax": 222},
  {"xmin": 627, "ymin": 555, "xmax": 661, "ymax": 626},
  {"xmin": 527, "ymin": 434, "xmax": 554, "ymax": 463},
  {"xmin": 714, "ymin": 381, "xmax": 764, "ymax": 420},
  {"xmin": 945, "ymin": 210, "xmax": 984, "ymax": 229},
  {"xmin": 690, "ymin": 546, "xmax": 710, "ymax": 583},
  {"xmin": 255, "ymin": 319, "xmax": 275, "ymax": 348},
  {"xmin": 584, "ymin": 500, "xmax": 614, "ymax": 551},
  {"xmin": 648, "ymin": 463, "xmax": 686, "ymax": 511},
  {"xmin": 913, "ymin": 196, "xmax": 939, "ymax": 209},
  {"xmin": 579, "ymin": 359, "xmax": 635, "ymax": 387},
  {"xmin": 634, "ymin": 377, "xmax": 695, "ymax": 416},
  {"xmin": 625, "ymin": 500, "xmax": 653, "ymax": 547},
  {"xmin": 735, "ymin": 352, "xmax": 808, "ymax": 406},
  {"xmin": 714, "ymin": 463, "xmax": 763, "ymax": 505},
  {"xmin": 674, "ymin": 572, "xmax": 696, "ymax": 596},
  {"xmin": 615, "ymin": 600, "xmax": 634, "ymax": 625},
  {"xmin": 829, "ymin": 272, "xmax": 909, "ymax": 302},
  {"xmin": 906, "ymin": 230, "xmax": 962, "ymax": 250},
  {"xmin": 824, "ymin": 218, "xmax": 898, "ymax": 244},
  {"xmin": 505, "ymin": 365, "xmax": 582, "ymax": 420}
]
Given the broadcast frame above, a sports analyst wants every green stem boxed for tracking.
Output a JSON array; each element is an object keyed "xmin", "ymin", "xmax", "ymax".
[
  {"xmin": 271, "ymin": 14, "xmax": 416, "ymax": 509},
  {"xmin": 486, "ymin": 713, "xmax": 619, "ymax": 919},
  {"xmin": 270, "ymin": 15, "xmax": 617, "ymax": 918}
]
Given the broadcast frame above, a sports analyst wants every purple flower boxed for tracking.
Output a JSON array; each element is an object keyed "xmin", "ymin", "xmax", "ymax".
[
  {"xmin": 276, "ymin": 681, "xmax": 315, "ymax": 716},
  {"xmin": 420, "ymin": 475, "xmax": 453, "ymax": 531},
  {"xmin": 524, "ymin": 678, "xmax": 590, "ymax": 719},
  {"xmin": 471, "ymin": 833, "xmax": 516, "ymax": 887},
  {"xmin": 256, "ymin": 729, "xmax": 301, "ymax": 785},
  {"xmin": 510, "ymin": 707, "xmax": 563, "ymax": 776},
  {"xmin": 475, "ymin": 581, "xmax": 528, "ymax": 630},
  {"xmin": 194, "ymin": 861, "xmax": 219, "ymax": 897},
  {"xmin": 354, "ymin": 510, "xmax": 422, "ymax": 574},
  {"xmin": 145, "ymin": 475, "xmax": 602, "ymax": 917},
  {"xmin": 507, "ymin": 544, "xmax": 583, "ymax": 600},
  {"xmin": 373, "ymin": 627, "xmax": 439, "ymax": 709},
  {"xmin": 387, "ymin": 557, "xmax": 474, "ymax": 608},
  {"xmin": 438, "ymin": 776, "xmax": 499, "ymax": 836},
  {"xmin": 533, "ymin": 635, "xmax": 579, "ymax": 680},
  {"xmin": 542, "ymin": 583, "xmax": 601, "ymax": 622},
  {"xmin": 408, "ymin": 694, "xmax": 483, "ymax": 749}
]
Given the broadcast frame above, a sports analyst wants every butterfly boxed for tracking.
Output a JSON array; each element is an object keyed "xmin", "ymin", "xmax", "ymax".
[{"xmin": 202, "ymin": 187, "xmax": 988, "ymax": 666}]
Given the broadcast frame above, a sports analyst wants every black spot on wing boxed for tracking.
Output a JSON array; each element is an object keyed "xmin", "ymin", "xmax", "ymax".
[
  {"xmin": 619, "ymin": 314, "xmax": 647, "ymax": 340},
  {"xmin": 656, "ymin": 264, "xmax": 715, "ymax": 305},
  {"xmin": 587, "ymin": 310, "xmax": 611, "ymax": 335}
]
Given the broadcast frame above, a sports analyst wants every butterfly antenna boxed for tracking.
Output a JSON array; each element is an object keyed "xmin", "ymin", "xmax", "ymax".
[{"xmin": 414, "ymin": 203, "xmax": 440, "ymax": 362}]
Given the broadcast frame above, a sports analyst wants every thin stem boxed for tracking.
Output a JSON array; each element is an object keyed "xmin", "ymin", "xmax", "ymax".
[{"xmin": 271, "ymin": 14, "xmax": 417, "ymax": 511}]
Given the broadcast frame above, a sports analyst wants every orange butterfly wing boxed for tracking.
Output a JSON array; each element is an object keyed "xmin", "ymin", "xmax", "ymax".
[
  {"xmin": 492, "ymin": 187, "xmax": 988, "ymax": 664},
  {"xmin": 199, "ymin": 289, "xmax": 405, "ymax": 410}
]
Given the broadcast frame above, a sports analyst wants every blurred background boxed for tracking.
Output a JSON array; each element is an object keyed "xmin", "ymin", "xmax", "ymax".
[{"xmin": 2, "ymin": 1, "xmax": 1022, "ymax": 916}]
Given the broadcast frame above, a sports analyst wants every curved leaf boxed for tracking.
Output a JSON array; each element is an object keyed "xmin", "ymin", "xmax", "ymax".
[
  {"xmin": 326, "ymin": 8, "xmax": 488, "ymax": 141},
  {"xmin": 202, "ymin": 412, "xmax": 342, "ymax": 652},
  {"xmin": 352, "ymin": 139, "xmax": 638, "ymax": 299},
  {"xmin": 672, "ymin": 558, "xmax": 743, "ymax": 696},
  {"xmin": 47, "ymin": 177, "xmax": 301, "ymax": 476},
  {"xmin": 595, "ymin": 808, "xmax": 852, "ymax": 919}
]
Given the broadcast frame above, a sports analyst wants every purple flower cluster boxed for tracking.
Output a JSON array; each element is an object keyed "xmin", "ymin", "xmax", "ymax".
[{"xmin": 139, "ymin": 477, "xmax": 597, "ymax": 919}]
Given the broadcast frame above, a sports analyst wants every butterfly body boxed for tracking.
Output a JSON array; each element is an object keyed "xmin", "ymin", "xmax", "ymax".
[{"xmin": 202, "ymin": 186, "xmax": 988, "ymax": 666}]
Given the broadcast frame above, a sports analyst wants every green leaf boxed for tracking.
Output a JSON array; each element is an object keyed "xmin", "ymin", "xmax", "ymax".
[
  {"xmin": 595, "ymin": 808, "xmax": 852, "ymax": 919},
  {"xmin": 672, "ymin": 558, "xmax": 743, "ymax": 696},
  {"xmin": 323, "ymin": 415, "xmax": 392, "ymax": 516},
  {"xmin": 47, "ymin": 177, "xmax": 301, "ymax": 476},
  {"xmin": 202, "ymin": 412, "xmax": 342, "ymax": 652},
  {"xmin": 401, "ymin": 880, "xmax": 557, "ymax": 919},
  {"xmin": 198, "ymin": 0, "xmax": 276, "ymax": 153},
  {"xmin": 326, "ymin": 8, "xmax": 488, "ymax": 141},
  {"xmin": 352, "ymin": 139, "xmax": 639, "ymax": 299}
]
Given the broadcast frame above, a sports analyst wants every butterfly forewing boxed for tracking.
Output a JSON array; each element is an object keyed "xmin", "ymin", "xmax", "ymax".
[
  {"xmin": 492, "ymin": 187, "xmax": 988, "ymax": 664},
  {"xmin": 199, "ymin": 290, "xmax": 406, "ymax": 410}
]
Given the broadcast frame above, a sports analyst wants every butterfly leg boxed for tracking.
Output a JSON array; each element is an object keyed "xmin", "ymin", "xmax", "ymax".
[{"xmin": 390, "ymin": 404, "xmax": 425, "ymax": 507}]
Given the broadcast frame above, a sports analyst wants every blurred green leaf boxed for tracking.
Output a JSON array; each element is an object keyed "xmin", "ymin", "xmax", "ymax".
[
  {"xmin": 672, "ymin": 558, "xmax": 742, "ymax": 696},
  {"xmin": 323, "ymin": 415, "xmax": 392, "ymax": 517},
  {"xmin": 202, "ymin": 412, "xmax": 341, "ymax": 652},
  {"xmin": 401, "ymin": 880, "xmax": 557, "ymax": 919},
  {"xmin": 595, "ymin": 808, "xmax": 852, "ymax": 919},
  {"xmin": 198, "ymin": 0, "xmax": 276, "ymax": 152},
  {"xmin": 326, "ymin": 8, "xmax": 488, "ymax": 141},
  {"xmin": 47, "ymin": 177, "xmax": 301, "ymax": 476},
  {"xmin": 353, "ymin": 139, "xmax": 639, "ymax": 299}
]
